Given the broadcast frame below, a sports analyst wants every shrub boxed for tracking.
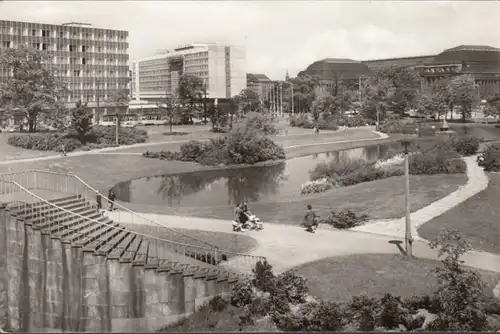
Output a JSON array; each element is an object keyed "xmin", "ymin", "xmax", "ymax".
[
  {"xmin": 142, "ymin": 150, "xmax": 182, "ymax": 160},
  {"xmin": 209, "ymin": 295, "xmax": 229, "ymax": 312},
  {"xmin": 347, "ymin": 295, "xmax": 380, "ymax": 331},
  {"xmin": 337, "ymin": 115, "xmax": 373, "ymax": 128},
  {"xmin": 380, "ymin": 119, "xmax": 417, "ymax": 134},
  {"xmin": 403, "ymin": 294, "xmax": 442, "ymax": 314},
  {"xmin": 236, "ymin": 112, "xmax": 278, "ymax": 135},
  {"xmin": 274, "ymin": 271, "xmax": 308, "ymax": 304},
  {"xmin": 336, "ymin": 164, "xmax": 401, "ymax": 187},
  {"xmin": 321, "ymin": 210, "xmax": 369, "ymax": 229},
  {"xmin": 309, "ymin": 157, "xmax": 367, "ymax": 181},
  {"xmin": 450, "ymin": 135, "xmax": 480, "ymax": 156},
  {"xmin": 180, "ymin": 140, "xmax": 210, "ymax": 161},
  {"xmin": 252, "ymin": 260, "xmax": 276, "ymax": 293},
  {"xmin": 7, "ymin": 133, "xmax": 82, "ymax": 152},
  {"xmin": 409, "ymin": 151, "xmax": 466, "ymax": 175},
  {"xmin": 379, "ymin": 294, "xmax": 408, "ymax": 330},
  {"xmin": 88, "ymin": 125, "xmax": 148, "ymax": 145},
  {"xmin": 316, "ymin": 117, "xmax": 339, "ymax": 131},
  {"xmin": 289, "ymin": 114, "xmax": 312, "ymax": 128},
  {"xmin": 300, "ymin": 178, "xmax": 336, "ymax": 195},
  {"xmin": 230, "ymin": 280, "xmax": 254, "ymax": 307},
  {"xmin": 478, "ymin": 143, "xmax": 500, "ymax": 171}
]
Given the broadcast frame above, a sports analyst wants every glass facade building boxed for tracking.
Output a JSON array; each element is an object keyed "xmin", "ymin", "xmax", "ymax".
[{"xmin": 0, "ymin": 20, "xmax": 129, "ymax": 114}]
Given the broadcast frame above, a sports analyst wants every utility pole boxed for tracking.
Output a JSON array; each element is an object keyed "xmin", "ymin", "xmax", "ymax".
[
  {"xmin": 115, "ymin": 113, "xmax": 120, "ymax": 145},
  {"xmin": 203, "ymin": 80, "xmax": 208, "ymax": 124},
  {"xmin": 279, "ymin": 82, "xmax": 283, "ymax": 117},
  {"xmin": 401, "ymin": 139, "xmax": 413, "ymax": 258},
  {"xmin": 291, "ymin": 83, "xmax": 294, "ymax": 115}
]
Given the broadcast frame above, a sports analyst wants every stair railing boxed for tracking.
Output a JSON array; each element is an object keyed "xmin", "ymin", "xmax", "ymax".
[
  {"xmin": 0, "ymin": 178, "xmax": 266, "ymax": 275},
  {"xmin": 9, "ymin": 170, "xmax": 219, "ymax": 251}
]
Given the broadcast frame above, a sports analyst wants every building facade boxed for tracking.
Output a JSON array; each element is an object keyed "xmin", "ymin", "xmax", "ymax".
[
  {"xmin": 246, "ymin": 73, "xmax": 274, "ymax": 102},
  {"xmin": 299, "ymin": 45, "xmax": 500, "ymax": 98},
  {"xmin": 132, "ymin": 43, "xmax": 247, "ymax": 102},
  {"xmin": 0, "ymin": 19, "xmax": 129, "ymax": 123}
]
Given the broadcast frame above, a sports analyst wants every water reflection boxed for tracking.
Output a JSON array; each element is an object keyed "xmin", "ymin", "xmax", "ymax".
[{"xmin": 115, "ymin": 143, "xmax": 400, "ymax": 207}]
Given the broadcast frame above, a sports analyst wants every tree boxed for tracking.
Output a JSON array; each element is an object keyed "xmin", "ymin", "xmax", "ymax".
[
  {"xmin": 108, "ymin": 88, "xmax": 130, "ymax": 115},
  {"xmin": 484, "ymin": 93, "xmax": 500, "ymax": 122},
  {"xmin": 157, "ymin": 93, "xmax": 182, "ymax": 133},
  {"xmin": 433, "ymin": 79, "xmax": 455, "ymax": 121},
  {"xmin": 450, "ymin": 75, "xmax": 480, "ymax": 122},
  {"xmin": 311, "ymin": 92, "xmax": 341, "ymax": 123},
  {"xmin": 287, "ymin": 74, "xmax": 317, "ymax": 114},
  {"xmin": 234, "ymin": 88, "xmax": 263, "ymax": 116},
  {"xmin": 0, "ymin": 45, "xmax": 67, "ymax": 132},
  {"xmin": 428, "ymin": 228, "xmax": 489, "ymax": 331},
  {"xmin": 416, "ymin": 88, "xmax": 448, "ymax": 120},
  {"xmin": 70, "ymin": 100, "xmax": 93, "ymax": 143},
  {"xmin": 206, "ymin": 101, "xmax": 228, "ymax": 131},
  {"xmin": 178, "ymin": 74, "xmax": 205, "ymax": 121},
  {"xmin": 361, "ymin": 77, "xmax": 395, "ymax": 123}
]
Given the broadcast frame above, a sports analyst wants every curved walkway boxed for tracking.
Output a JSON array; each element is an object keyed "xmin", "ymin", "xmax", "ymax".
[{"xmin": 107, "ymin": 152, "xmax": 500, "ymax": 299}]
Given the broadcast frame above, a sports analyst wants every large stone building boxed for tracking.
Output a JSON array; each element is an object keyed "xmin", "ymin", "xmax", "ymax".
[
  {"xmin": 299, "ymin": 45, "xmax": 500, "ymax": 97},
  {"xmin": 246, "ymin": 73, "xmax": 274, "ymax": 102},
  {"xmin": 0, "ymin": 19, "xmax": 130, "ymax": 123},
  {"xmin": 131, "ymin": 43, "xmax": 247, "ymax": 103}
]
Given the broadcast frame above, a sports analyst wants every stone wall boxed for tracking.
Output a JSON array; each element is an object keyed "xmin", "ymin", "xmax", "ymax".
[{"xmin": 0, "ymin": 204, "xmax": 236, "ymax": 332}]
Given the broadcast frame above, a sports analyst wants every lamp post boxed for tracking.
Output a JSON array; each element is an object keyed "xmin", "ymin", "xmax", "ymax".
[
  {"xmin": 92, "ymin": 73, "xmax": 101, "ymax": 125},
  {"xmin": 400, "ymin": 139, "xmax": 413, "ymax": 258},
  {"xmin": 203, "ymin": 79, "xmax": 208, "ymax": 124}
]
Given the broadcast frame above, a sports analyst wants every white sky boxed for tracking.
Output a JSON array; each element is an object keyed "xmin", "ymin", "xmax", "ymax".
[{"xmin": 1, "ymin": 1, "xmax": 499, "ymax": 80}]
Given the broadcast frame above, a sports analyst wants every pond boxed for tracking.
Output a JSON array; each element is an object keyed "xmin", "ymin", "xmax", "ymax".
[{"xmin": 114, "ymin": 143, "xmax": 401, "ymax": 207}]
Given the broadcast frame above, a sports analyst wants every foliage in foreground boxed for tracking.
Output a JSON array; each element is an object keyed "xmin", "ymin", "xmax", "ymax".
[
  {"xmin": 143, "ymin": 114, "xmax": 285, "ymax": 165},
  {"xmin": 165, "ymin": 229, "xmax": 500, "ymax": 332},
  {"xmin": 8, "ymin": 126, "xmax": 148, "ymax": 152},
  {"xmin": 478, "ymin": 142, "xmax": 500, "ymax": 172},
  {"xmin": 320, "ymin": 210, "xmax": 370, "ymax": 229}
]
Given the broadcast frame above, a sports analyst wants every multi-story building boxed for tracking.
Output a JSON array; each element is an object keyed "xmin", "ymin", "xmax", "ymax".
[
  {"xmin": 0, "ymin": 20, "xmax": 129, "ymax": 123},
  {"xmin": 246, "ymin": 73, "xmax": 274, "ymax": 102},
  {"xmin": 299, "ymin": 45, "xmax": 500, "ymax": 98},
  {"xmin": 132, "ymin": 43, "xmax": 247, "ymax": 103}
]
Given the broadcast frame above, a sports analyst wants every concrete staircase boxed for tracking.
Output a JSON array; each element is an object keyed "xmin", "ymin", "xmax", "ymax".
[{"xmin": 0, "ymin": 194, "xmax": 250, "ymax": 332}]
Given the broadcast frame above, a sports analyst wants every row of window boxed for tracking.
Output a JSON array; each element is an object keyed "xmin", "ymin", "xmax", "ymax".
[
  {"xmin": 0, "ymin": 26, "xmax": 126, "ymax": 41},
  {"xmin": 0, "ymin": 41, "xmax": 128, "ymax": 55}
]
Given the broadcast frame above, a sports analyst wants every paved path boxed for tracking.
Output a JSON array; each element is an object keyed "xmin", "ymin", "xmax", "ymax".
[{"xmin": 350, "ymin": 155, "xmax": 489, "ymax": 239}]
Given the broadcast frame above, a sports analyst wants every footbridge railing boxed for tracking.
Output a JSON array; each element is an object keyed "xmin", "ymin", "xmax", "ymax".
[{"xmin": 0, "ymin": 178, "xmax": 266, "ymax": 274}]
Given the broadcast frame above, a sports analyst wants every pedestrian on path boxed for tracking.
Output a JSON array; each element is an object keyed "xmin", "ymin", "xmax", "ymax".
[
  {"xmin": 303, "ymin": 204, "xmax": 318, "ymax": 233},
  {"xmin": 60, "ymin": 143, "xmax": 67, "ymax": 156},
  {"xmin": 108, "ymin": 188, "xmax": 116, "ymax": 211}
]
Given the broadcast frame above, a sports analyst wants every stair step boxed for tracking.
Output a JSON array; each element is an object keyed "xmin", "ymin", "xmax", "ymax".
[
  {"xmin": 8, "ymin": 195, "xmax": 80, "ymax": 212},
  {"xmin": 108, "ymin": 233, "xmax": 137, "ymax": 260},
  {"xmin": 51, "ymin": 213, "xmax": 108, "ymax": 239},
  {"xmin": 83, "ymin": 225, "xmax": 123, "ymax": 253},
  {"xmin": 46, "ymin": 210, "xmax": 103, "ymax": 233},
  {"xmin": 133, "ymin": 239, "xmax": 149, "ymax": 266},
  {"xmin": 24, "ymin": 203, "xmax": 93, "ymax": 223},
  {"xmin": 144, "ymin": 242, "xmax": 159, "ymax": 269},
  {"xmin": 73, "ymin": 222, "xmax": 117, "ymax": 248},
  {"xmin": 156, "ymin": 261, "xmax": 178, "ymax": 273},
  {"xmin": 34, "ymin": 207, "xmax": 99, "ymax": 230},
  {"xmin": 67, "ymin": 219, "xmax": 113, "ymax": 244},
  {"xmin": 95, "ymin": 230, "xmax": 130, "ymax": 256},
  {"xmin": 120, "ymin": 234, "xmax": 142, "ymax": 263},
  {"xmin": 11, "ymin": 197, "xmax": 85, "ymax": 216}
]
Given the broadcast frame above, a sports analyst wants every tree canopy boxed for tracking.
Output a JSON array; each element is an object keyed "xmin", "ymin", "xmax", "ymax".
[
  {"xmin": 0, "ymin": 45, "xmax": 67, "ymax": 132},
  {"xmin": 233, "ymin": 88, "xmax": 263, "ymax": 116}
]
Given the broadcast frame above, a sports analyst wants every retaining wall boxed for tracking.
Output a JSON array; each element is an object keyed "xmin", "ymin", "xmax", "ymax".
[{"xmin": 0, "ymin": 204, "xmax": 235, "ymax": 332}]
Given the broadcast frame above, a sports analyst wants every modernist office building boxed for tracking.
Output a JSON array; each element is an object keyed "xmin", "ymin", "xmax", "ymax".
[
  {"xmin": 131, "ymin": 43, "xmax": 247, "ymax": 102},
  {"xmin": 300, "ymin": 45, "xmax": 500, "ymax": 97},
  {"xmin": 0, "ymin": 19, "xmax": 129, "ymax": 122}
]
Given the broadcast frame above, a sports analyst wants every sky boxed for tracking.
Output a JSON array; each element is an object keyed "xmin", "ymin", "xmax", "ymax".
[{"xmin": 1, "ymin": 0, "xmax": 499, "ymax": 80}]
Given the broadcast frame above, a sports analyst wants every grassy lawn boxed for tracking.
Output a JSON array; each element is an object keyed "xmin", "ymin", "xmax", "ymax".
[
  {"xmin": 418, "ymin": 172, "xmax": 500, "ymax": 255},
  {"xmin": 120, "ymin": 173, "xmax": 467, "ymax": 226},
  {"xmin": 124, "ymin": 223, "xmax": 258, "ymax": 254},
  {"xmin": 293, "ymin": 253, "xmax": 500, "ymax": 303}
]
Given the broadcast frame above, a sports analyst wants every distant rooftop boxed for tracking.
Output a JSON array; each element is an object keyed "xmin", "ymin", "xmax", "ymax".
[{"xmin": 247, "ymin": 73, "xmax": 273, "ymax": 82}]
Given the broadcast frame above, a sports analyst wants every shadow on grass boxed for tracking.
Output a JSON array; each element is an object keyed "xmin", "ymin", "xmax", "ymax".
[
  {"xmin": 161, "ymin": 132, "xmax": 190, "ymax": 136},
  {"xmin": 389, "ymin": 239, "xmax": 407, "ymax": 256}
]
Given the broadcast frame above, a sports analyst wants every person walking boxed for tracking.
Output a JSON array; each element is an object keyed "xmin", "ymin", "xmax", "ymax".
[
  {"xmin": 303, "ymin": 204, "xmax": 318, "ymax": 233},
  {"xmin": 108, "ymin": 188, "xmax": 116, "ymax": 211},
  {"xmin": 96, "ymin": 191, "xmax": 102, "ymax": 211}
]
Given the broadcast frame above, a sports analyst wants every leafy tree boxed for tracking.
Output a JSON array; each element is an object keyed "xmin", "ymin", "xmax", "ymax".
[
  {"xmin": 157, "ymin": 93, "xmax": 182, "ymax": 133},
  {"xmin": 206, "ymin": 101, "xmax": 228, "ymax": 131},
  {"xmin": 484, "ymin": 93, "xmax": 500, "ymax": 121},
  {"xmin": 416, "ymin": 88, "xmax": 448, "ymax": 120},
  {"xmin": 450, "ymin": 75, "xmax": 480, "ymax": 122},
  {"xmin": 428, "ymin": 228, "xmax": 489, "ymax": 331},
  {"xmin": 234, "ymin": 88, "xmax": 263, "ymax": 116},
  {"xmin": 0, "ymin": 45, "xmax": 67, "ymax": 132},
  {"xmin": 287, "ymin": 74, "xmax": 317, "ymax": 114},
  {"xmin": 361, "ymin": 77, "xmax": 395, "ymax": 123},
  {"xmin": 108, "ymin": 88, "xmax": 130, "ymax": 115},
  {"xmin": 311, "ymin": 92, "xmax": 339, "ymax": 123},
  {"xmin": 433, "ymin": 78, "xmax": 455, "ymax": 120},
  {"xmin": 70, "ymin": 100, "xmax": 93, "ymax": 143},
  {"xmin": 178, "ymin": 74, "xmax": 205, "ymax": 120}
]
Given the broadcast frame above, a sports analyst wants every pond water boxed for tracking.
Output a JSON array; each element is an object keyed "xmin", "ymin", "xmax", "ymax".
[{"xmin": 114, "ymin": 143, "xmax": 401, "ymax": 207}]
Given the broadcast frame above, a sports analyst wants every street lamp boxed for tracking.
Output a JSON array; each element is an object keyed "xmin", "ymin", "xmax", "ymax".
[
  {"xmin": 92, "ymin": 72, "xmax": 100, "ymax": 125},
  {"xmin": 399, "ymin": 139, "xmax": 414, "ymax": 258}
]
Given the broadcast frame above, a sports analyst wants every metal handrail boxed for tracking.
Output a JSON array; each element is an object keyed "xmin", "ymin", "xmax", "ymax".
[
  {"xmin": 28, "ymin": 169, "xmax": 218, "ymax": 250},
  {"xmin": 0, "ymin": 170, "xmax": 267, "ymax": 265},
  {"xmin": 0, "ymin": 178, "xmax": 266, "ymax": 268}
]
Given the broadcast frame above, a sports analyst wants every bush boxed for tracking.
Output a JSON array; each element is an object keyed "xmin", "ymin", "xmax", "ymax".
[
  {"xmin": 309, "ymin": 157, "xmax": 367, "ymax": 181},
  {"xmin": 478, "ymin": 143, "xmax": 500, "ymax": 171},
  {"xmin": 451, "ymin": 135, "xmax": 480, "ymax": 156},
  {"xmin": 347, "ymin": 295, "xmax": 379, "ymax": 331},
  {"xmin": 337, "ymin": 115, "xmax": 373, "ymax": 128},
  {"xmin": 180, "ymin": 140, "xmax": 209, "ymax": 161},
  {"xmin": 252, "ymin": 260, "xmax": 276, "ymax": 293},
  {"xmin": 236, "ymin": 112, "xmax": 278, "ymax": 135},
  {"xmin": 409, "ymin": 151, "xmax": 466, "ymax": 175},
  {"xmin": 88, "ymin": 125, "xmax": 148, "ymax": 145},
  {"xmin": 289, "ymin": 114, "xmax": 312, "ymax": 128},
  {"xmin": 300, "ymin": 178, "xmax": 336, "ymax": 195},
  {"xmin": 336, "ymin": 164, "xmax": 403, "ymax": 187},
  {"xmin": 274, "ymin": 271, "xmax": 308, "ymax": 304},
  {"xmin": 7, "ymin": 133, "xmax": 82, "ymax": 152},
  {"xmin": 380, "ymin": 119, "xmax": 418, "ymax": 134},
  {"xmin": 320, "ymin": 210, "xmax": 369, "ymax": 229},
  {"xmin": 316, "ymin": 117, "xmax": 339, "ymax": 131},
  {"xmin": 230, "ymin": 281, "xmax": 254, "ymax": 307},
  {"xmin": 209, "ymin": 295, "xmax": 229, "ymax": 312}
]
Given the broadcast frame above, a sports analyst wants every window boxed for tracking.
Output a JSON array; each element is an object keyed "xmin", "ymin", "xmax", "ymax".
[
  {"xmin": 69, "ymin": 45, "xmax": 77, "ymax": 52},
  {"xmin": 42, "ymin": 30, "xmax": 49, "ymax": 37},
  {"xmin": 1, "ymin": 41, "xmax": 11, "ymax": 48},
  {"xmin": 31, "ymin": 29, "xmax": 36, "ymax": 36},
  {"xmin": 59, "ymin": 31, "xmax": 64, "ymax": 38},
  {"xmin": 32, "ymin": 43, "xmax": 40, "ymax": 50},
  {"xmin": 82, "ymin": 58, "xmax": 86, "ymax": 65},
  {"xmin": 42, "ymin": 43, "xmax": 47, "ymax": 51},
  {"xmin": 82, "ymin": 45, "xmax": 87, "ymax": 52},
  {"xmin": 70, "ymin": 58, "xmax": 77, "ymax": 65}
]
